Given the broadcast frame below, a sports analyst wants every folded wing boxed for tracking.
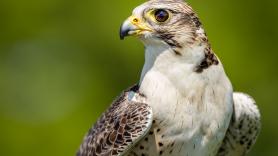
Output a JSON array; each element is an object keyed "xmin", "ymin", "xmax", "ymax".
[
  {"xmin": 217, "ymin": 92, "xmax": 261, "ymax": 156},
  {"xmin": 77, "ymin": 86, "xmax": 153, "ymax": 156}
]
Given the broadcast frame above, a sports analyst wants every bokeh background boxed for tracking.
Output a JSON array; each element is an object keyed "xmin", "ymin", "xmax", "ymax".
[{"xmin": 0, "ymin": 0, "xmax": 277, "ymax": 155}]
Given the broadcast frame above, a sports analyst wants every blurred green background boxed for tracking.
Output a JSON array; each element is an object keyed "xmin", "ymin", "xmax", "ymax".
[{"xmin": 0, "ymin": 0, "xmax": 277, "ymax": 155}]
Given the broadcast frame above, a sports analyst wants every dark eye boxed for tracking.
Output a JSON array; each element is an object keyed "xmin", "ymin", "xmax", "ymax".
[{"xmin": 154, "ymin": 9, "xmax": 169, "ymax": 22}]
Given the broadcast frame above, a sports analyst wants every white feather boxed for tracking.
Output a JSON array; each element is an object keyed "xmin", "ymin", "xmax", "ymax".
[{"xmin": 134, "ymin": 38, "xmax": 234, "ymax": 155}]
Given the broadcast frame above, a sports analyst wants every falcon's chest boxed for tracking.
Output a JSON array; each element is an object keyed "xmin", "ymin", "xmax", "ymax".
[{"xmin": 128, "ymin": 63, "xmax": 233, "ymax": 156}]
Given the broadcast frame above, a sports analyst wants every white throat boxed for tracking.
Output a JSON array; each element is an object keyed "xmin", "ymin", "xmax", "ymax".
[
  {"xmin": 139, "ymin": 40, "xmax": 206, "ymax": 84},
  {"xmin": 139, "ymin": 41, "xmax": 169, "ymax": 83}
]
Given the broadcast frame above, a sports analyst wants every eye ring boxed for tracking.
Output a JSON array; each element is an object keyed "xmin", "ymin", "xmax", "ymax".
[{"xmin": 154, "ymin": 9, "xmax": 169, "ymax": 23}]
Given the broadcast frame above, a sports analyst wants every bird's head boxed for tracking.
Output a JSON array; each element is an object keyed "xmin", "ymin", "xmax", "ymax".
[{"xmin": 120, "ymin": 0, "xmax": 208, "ymax": 54}]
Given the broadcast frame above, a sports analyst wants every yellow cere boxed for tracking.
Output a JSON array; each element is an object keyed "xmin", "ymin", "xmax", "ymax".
[{"xmin": 128, "ymin": 16, "xmax": 153, "ymax": 34}]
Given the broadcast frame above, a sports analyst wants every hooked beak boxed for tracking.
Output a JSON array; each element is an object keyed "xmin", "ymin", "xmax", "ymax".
[{"xmin": 120, "ymin": 16, "xmax": 152, "ymax": 40}]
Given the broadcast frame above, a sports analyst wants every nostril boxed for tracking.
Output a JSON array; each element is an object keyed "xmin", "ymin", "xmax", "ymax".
[{"xmin": 133, "ymin": 18, "xmax": 139, "ymax": 23}]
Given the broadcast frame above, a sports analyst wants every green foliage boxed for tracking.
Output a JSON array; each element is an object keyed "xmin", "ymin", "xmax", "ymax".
[{"xmin": 0, "ymin": 0, "xmax": 277, "ymax": 155}]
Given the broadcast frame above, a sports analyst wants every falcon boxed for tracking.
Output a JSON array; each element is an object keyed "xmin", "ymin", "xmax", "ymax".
[{"xmin": 77, "ymin": 0, "xmax": 261, "ymax": 155}]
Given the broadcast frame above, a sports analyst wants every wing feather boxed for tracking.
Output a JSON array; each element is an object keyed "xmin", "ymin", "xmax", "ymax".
[
  {"xmin": 77, "ymin": 85, "xmax": 153, "ymax": 156},
  {"xmin": 217, "ymin": 92, "xmax": 261, "ymax": 156}
]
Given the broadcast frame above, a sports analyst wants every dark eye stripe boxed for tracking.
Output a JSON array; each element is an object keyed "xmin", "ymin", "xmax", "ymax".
[{"xmin": 154, "ymin": 9, "xmax": 169, "ymax": 22}]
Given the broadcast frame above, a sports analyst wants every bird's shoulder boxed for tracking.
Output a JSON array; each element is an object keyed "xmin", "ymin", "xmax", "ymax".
[{"xmin": 77, "ymin": 85, "xmax": 153, "ymax": 156}]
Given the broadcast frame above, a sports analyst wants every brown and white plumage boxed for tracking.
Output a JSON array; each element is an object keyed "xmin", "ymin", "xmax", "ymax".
[
  {"xmin": 77, "ymin": 0, "xmax": 260, "ymax": 156},
  {"xmin": 217, "ymin": 93, "xmax": 261, "ymax": 156},
  {"xmin": 77, "ymin": 85, "xmax": 153, "ymax": 156}
]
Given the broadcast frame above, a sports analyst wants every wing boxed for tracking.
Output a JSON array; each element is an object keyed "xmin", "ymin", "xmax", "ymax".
[
  {"xmin": 77, "ymin": 85, "xmax": 153, "ymax": 156},
  {"xmin": 217, "ymin": 92, "xmax": 261, "ymax": 156}
]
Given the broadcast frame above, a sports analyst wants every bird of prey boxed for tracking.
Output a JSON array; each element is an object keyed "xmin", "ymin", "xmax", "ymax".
[{"xmin": 77, "ymin": 0, "xmax": 261, "ymax": 156}]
